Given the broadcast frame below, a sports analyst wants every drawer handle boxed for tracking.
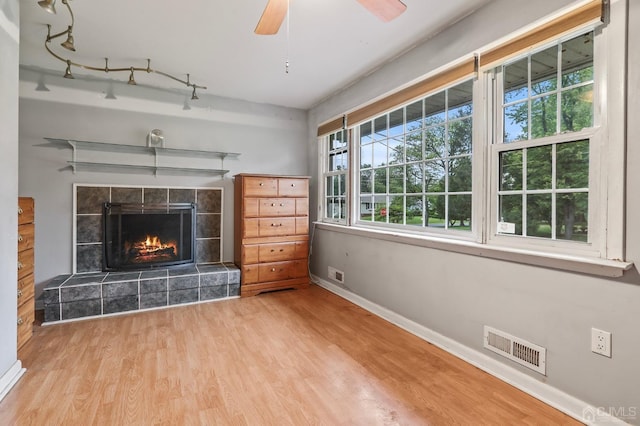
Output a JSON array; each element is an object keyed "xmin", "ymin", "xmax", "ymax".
[
  {"xmin": 291, "ymin": 183, "xmax": 295, "ymax": 187},
  {"xmin": 271, "ymin": 203, "xmax": 275, "ymax": 207},
  {"xmin": 18, "ymin": 207, "xmax": 23, "ymax": 215},
  {"xmin": 18, "ymin": 261, "xmax": 23, "ymax": 270},
  {"xmin": 259, "ymin": 182, "xmax": 264, "ymax": 186},
  {"xmin": 270, "ymin": 249, "xmax": 275, "ymax": 252},
  {"xmin": 271, "ymin": 268, "xmax": 276, "ymax": 272},
  {"xmin": 271, "ymin": 223, "xmax": 283, "ymax": 227},
  {"xmin": 280, "ymin": 249, "xmax": 284, "ymax": 252},
  {"xmin": 17, "ymin": 317, "xmax": 23, "ymax": 326},
  {"xmin": 17, "ymin": 289, "xmax": 22, "ymax": 298},
  {"xmin": 280, "ymin": 203, "xmax": 284, "ymax": 207},
  {"xmin": 18, "ymin": 234, "xmax": 23, "ymax": 242}
]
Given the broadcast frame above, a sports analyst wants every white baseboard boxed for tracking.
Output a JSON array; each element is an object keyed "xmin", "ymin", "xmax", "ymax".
[
  {"xmin": 311, "ymin": 275, "xmax": 630, "ymax": 426},
  {"xmin": 0, "ymin": 360, "xmax": 25, "ymax": 402}
]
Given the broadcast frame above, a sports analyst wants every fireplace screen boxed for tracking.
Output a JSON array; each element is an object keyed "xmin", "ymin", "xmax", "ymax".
[{"xmin": 103, "ymin": 203, "xmax": 196, "ymax": 271}]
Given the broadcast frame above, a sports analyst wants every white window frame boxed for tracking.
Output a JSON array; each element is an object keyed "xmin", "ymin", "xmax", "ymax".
[{"xmin": 320, "ymin": 129, "xmax": 349, "ymax": 225}]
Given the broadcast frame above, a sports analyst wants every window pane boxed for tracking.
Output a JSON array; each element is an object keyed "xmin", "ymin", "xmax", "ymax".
[
  {"xmin": 389, "ymin": 195, "xmax": 404, "ymax": 224},
  {"xmin": 499, "ymin": 150, "xmax": 523, "ymax": 191},
  {"xmin": 448, "ymin": 80, "xmax": 473, "ymax": 119},
  {"xmin": 360, "ymin": 122, "xmax": 372, "ymax": 144},
  {"xmin": 449, "ymin": 117, "xmax": 472, "ymax": 156},
  {"xmin": 425, "ymin": 91, "xmax": 446, "ymax": 125},
  {"xmin": 333, "ymin": 175, "xmax": 340, "ymax": 196},
  {"xmin": 449, "ymin": 157, "xmax": 472, "ymax": 192},
  {"xmin": 360, "ymin": 196, "xmax": 373, "ymax": 221},
  {"xmin": 373, "ymin": 116, "xmax": 387, "ymax": 141},
  {"xmin": 406, "ymin": 195, "xmax": 423, "ymax": 226},
  {"xmin": 405, "ymin": 130, "xmax": 423, "ymax": 162},
  {"xmin": 360, "ymin": 143, "xmax": 372, "ymax": 169},
  {"xmin": 504, "ymin": 57, "xmax": 528, "ymax": 103},
  {"xmin": 531, "ymin": 45, "xmax": 558, "ymax": 95},
  {"xmin": 499, "ymin": 194, "xmax": 523, "ymax": 235},
  {"xmin": 389, "ymin": 166, "xmax": 404, "ymax": 193},
  {"xmin": 373, "ymin": 168, "xmax": 387, "ymax": 194},
  {"xmin": 373, "ymin": 141, "xmax": 388, "ymax": 167},
  {"xmin": 339, "ymin": 198, "xmax": 346, "ymax": 220},
  {"xmin": 326, "ymin": 176, "xmax": 334, "ymax": 196},
  {"xmin": 556, "ymin": 140, "xmax": 589, "ymax": 189},
  {"xmin": 330, "ymin": 130, "xmax": 347, "ymax": 150},
  {"xmin": 329, "ymin": 152, "xmax": 345, "ymax": 171},
  {"xmin": 425, "ymin": 160, "xmax": 445, "ymax": 193},
  {"xmin": 406, "ymin": 100, "xmax": 423, "ymax": 132},
  {"xmin": 425, "ymin": 125, "xmax": 446, "ymax": 159},
  {"xmin": 527, "ymin": 145, "xmax": 552, "ymax": 190},
  {"xmin": 504, "ymin": 101, "xmax": 528, "ymax": 142},
  {"xmin": 531, "ymin": 94, "xmax": 557, "ymax": 139},
  {"xmin": 326, "ymin": 197, "xmax": 336, "ymax": 219},
  {"xmin": 406, "ymin": 163, "xmax": 423, "ymax": 193},
  {"xmin": 426, "ymin": 195, "xmax": 445, "ymax": 228},
  {"xmin": 561, "ymin": 32, "xmax": 593, "ymax": 87},
  {"xmin": 556, "ymin": 192, "xmax": 588, "ymax": 241},
  {"xmin": 448, "ymin": 195, "xmax": 472, "ymax": 230},
  {"xmin": 527, "ymin": 194, "xmax": 552, "ymax": 238},
  {"xmin": 373, "ymin": 195, "xmax": 387, "ymax": 223},
  {"xmin": 389, "ymin": 108, "xmax": 404, "ymax": 137},
  {"xmin": 360, "ymin": 170, "xmax": 372, "ymax": 194},
  {"xmin": 388, "ymin": 136, "xmax": 404, "ymax": 164},
  {"xmin": 338, "ymin": 174, "xmax": 346, "ymax": 195},
  {"xmin": 560, "ymin": 84, "xmax": 593, "ymax": 133}
]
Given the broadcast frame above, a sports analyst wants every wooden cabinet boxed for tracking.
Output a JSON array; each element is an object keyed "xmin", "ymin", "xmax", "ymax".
[
  {"xmin": 17, "ymin": 197, "xmax": 35, "ymax": 350},
  {"xmin": 234, "ymin": 174, "xmax": 309, "ymax": 297}
]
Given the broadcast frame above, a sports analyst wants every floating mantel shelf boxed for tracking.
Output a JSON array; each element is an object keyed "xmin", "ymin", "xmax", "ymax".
[{"xmin": 44, "ymin": 138, "xmax": 240, "ymax": 176}]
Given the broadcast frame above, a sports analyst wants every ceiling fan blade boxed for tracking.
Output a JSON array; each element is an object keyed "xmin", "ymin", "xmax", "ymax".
[
  {"xmin": 356, "ymin": 0, "xmax": 407, "ymax": 22},
  {"xmin": 255, "ymin": 0, "xmax": 289, "ymax": 35}
]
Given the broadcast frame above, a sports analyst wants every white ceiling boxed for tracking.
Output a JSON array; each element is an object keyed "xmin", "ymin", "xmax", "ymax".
[{"xmin": 19, "ymin": 0, "xmax": 492, "ymax": 110}]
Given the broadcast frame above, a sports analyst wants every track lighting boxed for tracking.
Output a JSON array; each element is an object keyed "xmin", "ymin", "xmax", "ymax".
[{"xmin": 38, "ymin": 0, "xmax": 206, "ymax": 98}]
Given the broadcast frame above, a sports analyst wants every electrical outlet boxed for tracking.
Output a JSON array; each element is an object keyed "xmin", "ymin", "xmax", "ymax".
[
  {"xmin": 591, "ymin": 328, "xmax": 611, "ymax": 357},
  {"xmin": 328, "ymin": 266, "xmax": 344, "ymax": 283}
]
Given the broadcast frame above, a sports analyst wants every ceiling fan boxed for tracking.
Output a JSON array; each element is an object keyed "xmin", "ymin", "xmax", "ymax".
[{"xmin": 255, "ymin": 0, "xmax": 407, "ymax": 35}]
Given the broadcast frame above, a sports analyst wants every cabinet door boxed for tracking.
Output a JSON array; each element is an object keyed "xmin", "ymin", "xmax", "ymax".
[
  {"xmin": 278, "ymin": 178, "xmax": 308, "ymax": 197},
  {"xmin": 244, "ymin": 177, "xmax": 278, "ymax": 197},
  {"xmin": 259, "ymin": 198, "xmax": 296, "ymax": 217}
]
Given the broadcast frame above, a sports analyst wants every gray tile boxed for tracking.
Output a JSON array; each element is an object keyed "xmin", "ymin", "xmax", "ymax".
[
  {"xmin": 197, "ymin": 264, "xmax": 227, "ymax": 274},
  {"xmin": 229, "ymin": 283, "xmax": 240, "ymax": 297},
  {"xmin": 169, "ymin": 265, "xmax": 198, "ymax": 276},
  {"xmin": 60, "ymin": 285, "xmax": 101, "ymax": 303},
  {"xmin": 169, "ymin": 288, "xmax": 198, "ymax": 305},
  {"xmin": 228, "ymin": 270, "xmax": 240, "ymax": 285},
  {"xmin": 200, "ymin": 272, "xmax": 228, "ymax": 287},
  {"xmin": 63, "ymin": 272, "xmax": 106, "ymax": 286},
  {"xmin": 201, "ymin": 285, "xmax": 228, "ymax": 301},
  {"xmin": 140, "ymin": 291, "xmax": 168, "ymax": 309},
  {"xmin": 76, "ymin": 244, "xmax": 103, "ymax": 273},
  {"xmin": 140, "ymin": 278, "xmax": 167, "ymax": 294},
  {"xmin": 43, "ymin": 289, "xmax": 59, "ymax": 305},
  {"xmin": 196, "ymin": 214, "xmax": 221, "ymax": 239},
  {"xmin": 111, "ymin": 187, "xmax": 142, "ymax": 204},
  {"xmin": 169, "ymin": 189, "xmax": 195, "ymax": 203},
  {"xmin": 62, "ymin": 299, "xmax": 101, "ymax": 320},
  {"xmin": 103, "ymin": 281, "xmax": 138, "ymax": 298},
  {"xmin": 143, "ymin": 188, "xmax": 168, "ymax": 204},
  {"xmin": 140, "ymin": 269, "xmax": 168, "ymax": 280},
  {"xmin": 44, "ymin": 274, "xmax": 72, "ymax": 289},
  {"xmin": 44, "ymin": 304, "xmax": 61, "ymax": 322},
  {"xmin": 104, "ymin": 272, "xmax": 141, "ymax": 283},
  {"xmin": 103, "ymin": 295, "xmax": 139, "ymax": 314},
  {"xmin": 197, "ymin": 189, "xmax": 222, "ymax": 213},
  {"xmin": 196, "ymin": 239, "xmax": 221, "ymax": 264},
  {"xmin": 77, "ymin": 215, "xmax": 102, "ymax": 243},
  {"xmin": 169, "ymin": 275, "xmax": 199, "ymax": 291},
  {"xmin": 77, "ymin": 186, "xmax": 109, "ymax": 214}
]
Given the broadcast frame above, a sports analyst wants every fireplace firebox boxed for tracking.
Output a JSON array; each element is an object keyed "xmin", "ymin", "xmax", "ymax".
[{"xmin": 103, "ymin": 203, "xmax": 196, "ymax": 271}]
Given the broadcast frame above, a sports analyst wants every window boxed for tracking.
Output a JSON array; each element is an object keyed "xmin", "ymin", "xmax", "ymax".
[
  {"xmin": 492, "ymin": 31, "xmax": 595, "ymax": 244},
  {"xmin": 357, "ymin": 80, "xmax": 473, "ymax": 231},
  {"xmin": 323, "ymin": 129, "xmax": 348, "ymax": 223}
]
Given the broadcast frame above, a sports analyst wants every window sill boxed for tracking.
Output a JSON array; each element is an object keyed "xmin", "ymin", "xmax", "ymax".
[{"xmin": 313, "ymin": 222, "xmax": 633, "ymax": 278}]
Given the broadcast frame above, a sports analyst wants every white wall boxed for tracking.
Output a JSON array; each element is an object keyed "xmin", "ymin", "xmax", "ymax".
[
  {"xmin": 18, "ymin": 71, "xmax": 308, "ymax": 298},
  {"xmin": 308, "ymin": 0, "xmax": 640, "ymax": 422},
  {"xmin": 0, "ymin": 0, "xmax": 21, "ymax": 396}
]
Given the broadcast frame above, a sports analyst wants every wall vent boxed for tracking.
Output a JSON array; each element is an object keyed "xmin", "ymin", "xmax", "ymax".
[{"xmin": 483, "ymin": 326, "xmax": 546, "ymax": 375}]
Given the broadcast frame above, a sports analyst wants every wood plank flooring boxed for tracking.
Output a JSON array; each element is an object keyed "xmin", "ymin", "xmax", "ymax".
[{"xmin": 1, "ymin": 285, "xmax": 579, "ymax": 425}]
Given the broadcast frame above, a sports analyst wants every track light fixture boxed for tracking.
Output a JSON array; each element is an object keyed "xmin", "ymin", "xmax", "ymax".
[{"xmin": 38, "ymin": 0, "xmax": 206, "ymax": 97}]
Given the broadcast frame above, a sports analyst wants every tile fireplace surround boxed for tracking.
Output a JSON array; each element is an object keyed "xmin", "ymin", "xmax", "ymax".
[{"xmin": 42, "ymin": 184, "xmax": 239, "ymax": 323}]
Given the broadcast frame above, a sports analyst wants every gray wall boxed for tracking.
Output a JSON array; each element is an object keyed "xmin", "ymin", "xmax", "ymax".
[
  {"xmin": 18, "ymin": 75, "xmax": 308, "ymax": 298},
  {"xmin": 0, "ymin": 0, "xmax": 20, "ymax": 383},
  {"xmin": 308, "ymin": 0, "xmax": 640, "ymax": 419}
]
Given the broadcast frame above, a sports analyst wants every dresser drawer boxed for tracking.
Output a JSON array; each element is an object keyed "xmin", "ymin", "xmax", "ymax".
[
  {"xmin": 18, "ymin": 275, "xmax": 35, "ymax": 306},
  {"xmin": 243, "ymin": 218, "xmax": 297, "ymax": 238},
  {"xmin": 258, "ymin": 260, "xmax": 307, "ymax": 282},
  {"xmin": 18, "ymin": 197, "xmax": 34, "ymax": 226},
  {"xmin": 244, "ymin": 176, "xmax": 278, "ymax": 197},
  {"xmin": 17, "ymin": 296, "xmax": 34, "ymax": 350},
  {"xmin": 258, "ymin": 198, "xmax": 296, "ymax": 217},
  {"xmin": 278, "ymin": 178, "xmax": 308, "ymax": 197},
  {"xmin": 18, "ymin": 223, "xmax": 35, "ymax": 252},
  {"xmin": 296, "ymin": 198, "xmax": 309, "ymax": 216},
  {"xmin": 18, "ymin": 248, "xmax": 34, "ymax": 280},
  {"xmin": 258, "ymin": 241, "xmax": 308, "ymax": 262},
  {"xmin": 242, "ymin": 265, "xmax": 259, "ymax": 284}
]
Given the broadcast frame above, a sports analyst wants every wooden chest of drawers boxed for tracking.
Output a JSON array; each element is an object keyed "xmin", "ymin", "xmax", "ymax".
[
  {"xmin": 234, "ymin": 174, "xmax": 309, "ymax": 297},
  {"xmin": 17, "ymin": 197, "xmax": 35, "ymax": 350}
]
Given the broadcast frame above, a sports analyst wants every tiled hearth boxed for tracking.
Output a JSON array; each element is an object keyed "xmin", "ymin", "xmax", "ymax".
[{"xmin": 43, "ymin": 263, "xmax": 240, "ymax": 323}]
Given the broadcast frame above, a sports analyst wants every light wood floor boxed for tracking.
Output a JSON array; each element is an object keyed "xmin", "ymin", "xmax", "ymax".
[{"xmin": 2, "ymin": 285, "xmax": 578, "ymax": 425}]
